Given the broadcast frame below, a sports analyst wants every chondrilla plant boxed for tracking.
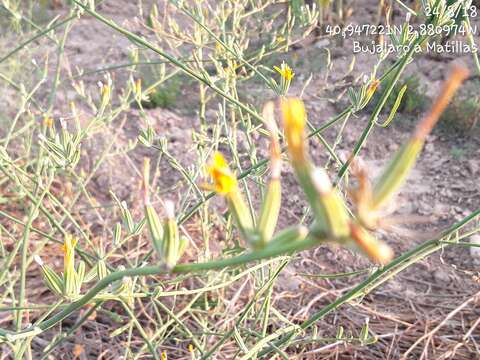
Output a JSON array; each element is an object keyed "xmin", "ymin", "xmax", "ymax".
[
  {"xmin": 144, "ymin": 158, "xmax": 189, "ymax": 269},
  {"xmin": 1, "ymin": 0, "xmax": 479, "ymax": 358},
  {"xmin": 5, "ymin": 61, "xmax": 468, "ymax": 337},
  {"xmin": 0, "ymin": 64, "xmax": 476, "ymax": 360},
  {"xmin": 35, "ymin": 234, "xmax": 86, "ymax": 300}
]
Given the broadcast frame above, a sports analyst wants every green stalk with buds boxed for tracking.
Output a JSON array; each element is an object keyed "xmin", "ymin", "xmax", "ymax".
[
  {"xmin": 352, "ymin": 65, "xmax": 470, "ymax": 230},
  {"xmin": 143, "ymin": 158, "xmax": 188, "ymax": 269},
  {"xmin": 35, "ymin": 234, "xmax": 86, "ymax": 300}
]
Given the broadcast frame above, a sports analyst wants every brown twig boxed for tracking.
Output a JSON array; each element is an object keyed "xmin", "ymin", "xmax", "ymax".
[{"xmin": 400, "ymin": 290, "xmax": 480, "ymax": 360}]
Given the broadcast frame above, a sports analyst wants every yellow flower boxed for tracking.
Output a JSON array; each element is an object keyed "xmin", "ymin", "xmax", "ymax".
[
  {"xmin": 206, "ymin": 152, "xmax": 237, "ymax": 195},
  {"xmin": 43, "ymin": 115, "xmax": 54, "ymax": 128},
  {"xmin": 223, "ymin": 61, "xmax": 239, "ymax": 75},
  {"xmin": 280, "ymin": 97, "xmax": 306, "ymax": 161},
  {"xmin": 274, "ymin": 62, "xmax": 295, "ymax": 81},
  {"xmin": 62, "ymin": 234, "xmax": 78, "ymax": 272},
  {"xmin": 135, "ymin": 78, "xmax": 142, "ymax": 96},
  {"xmin": 206, "ymin": 153, "xmax": 253, "ymax": 240},
  {"xmin": 100, "ymin": 83, "xmax": 110, "ymax": 101}
]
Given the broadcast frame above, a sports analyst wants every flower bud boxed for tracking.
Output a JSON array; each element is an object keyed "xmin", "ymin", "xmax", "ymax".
[
  {"xmin": 36, "ymin": 256, "xmax": 63, "ymax": 296},
  {"xmin": 161, "ymin": 200, "xmax": 180, "ymax": 269},
  {"xmin": 370, "ymin": 139, "xmax": 422, "ymax": 210},
  {"xmin": 273, "ymin": 62, "xmax": 295, "ymax": 95},
  {"xmin": 145, "ymin": 204, "xmax": 164, "ymax": 262},
  {"xmin": 370, "ymin": 64, "xmax": 468, "ymax": 212},
  {"xmin": 143, "ymin": 158, "xmax": 166, "ymax": 262},
  {"xmin": 311, "ymin": 168, "xmax": 351, "ymax": 239},
  {"xmin": 257, "ymin": 102, "xmax": 283, "ymax": 246},
  {"xmin": 257, "ymin": 178, "xmax": 281, "ymax": 245},
  {"xmin": 280, "ymin": 97, "xmax": 306, "ymax": 164},
  {"xmin": 63, "ymin": 234, "xmax": 78, "ymax": 297}
]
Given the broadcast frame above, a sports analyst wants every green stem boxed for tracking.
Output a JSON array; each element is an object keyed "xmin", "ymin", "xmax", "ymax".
[
  {"xmin": 121, "ymin": 301, "xmax": 159, "ymax": 360},
  {"xmin": 0, "ymin": 236, "xmax": 318, "ymax": 341},
  {"xmin": 171, "ymin": 0, "xmax": 275, "ymax": 90},
  {"xmin": 2, "ymin": 207, "xmax": 478, "ymax": 343},
  {"xmin": 15, "ymin": 178, "xmax": 52, "ymax": 332},
  {"xmin": 257, "ymin": 207, "xmax": 479, "ymax": 356},
  {"xmin": 0, "ymin": 15, "xmax": 76, "ymax": 64},
  {"xmin": 335, "ymin": 35, "xmax": 427, "ymax": 185},
  {"xmin": 40, "ymin": 302, "xmax": 102, "ymax": 359},
  {"xmin": 71, "ymin": 0, "xmax": 266, "ymax": 125},
  {"xmin": 177, "ymin": 106, "xmax": 351, "ymax": 226}
]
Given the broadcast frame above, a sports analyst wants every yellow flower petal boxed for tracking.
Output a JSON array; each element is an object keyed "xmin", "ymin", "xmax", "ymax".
[
  {"xmin": 62, "ymin": 234, "xmax": 77, "ymax": 277},
  {"xmin": 43, "ymin": 116, "xmax": 54, "ymax": 128},
  {"xmin": 280, "ymin": 98, "xmax": 306, "ymax": 161},
  {"xmin": 284, "ymin": 66, "xmax": 294, "ymax": 81},
  {"xmin": 274, "ymin": 62, "xmax": 295, "ymax": 81},
  {"xmin": 207, "ymin": 152, "xmax": 237, "ymax": 195}
]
